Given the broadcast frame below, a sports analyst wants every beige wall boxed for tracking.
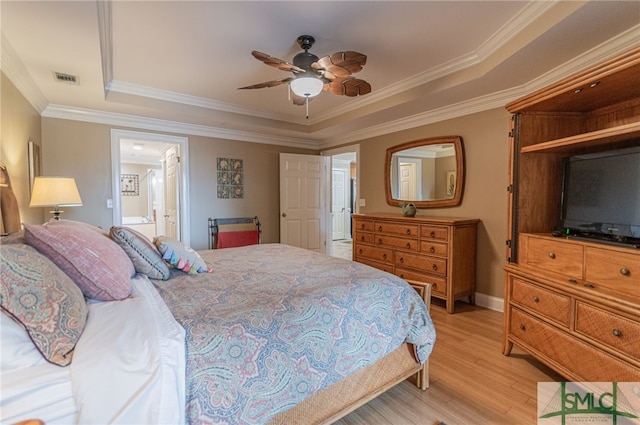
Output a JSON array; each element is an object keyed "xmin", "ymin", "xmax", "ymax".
[
  {"xmin": 353, "ymin": 107, "xmax": 511, "ymax": 299},
  {"xmin": 4, "ymin": 70, "xmax": 511, "ymax": 301},
  {"xmin": 1, "ymin": 73, "xmax": 42, "ymax": 226},
  {"xmin": 40, "ymin": 118, "xmax": 315, "ymax": 249}
]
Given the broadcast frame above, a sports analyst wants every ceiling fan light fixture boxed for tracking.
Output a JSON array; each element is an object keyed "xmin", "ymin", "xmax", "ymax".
[{"xmin": 290, "ymin": 76, "xmax": 323, "ymax": 98}]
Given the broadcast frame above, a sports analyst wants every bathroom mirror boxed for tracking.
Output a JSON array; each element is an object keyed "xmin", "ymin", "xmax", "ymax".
[{"xmin": 385, "ymin": 135, "xmax": 465, "ymax": 208}]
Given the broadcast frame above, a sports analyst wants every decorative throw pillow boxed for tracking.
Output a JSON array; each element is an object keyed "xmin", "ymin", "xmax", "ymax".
[
  {"xmin": 153, "ymin": 236, "xmax": 211, "ymax": 274},
  {"xmin": 0, "ymin": 244, "xmax": 88, "ymax": 366},
  {"xmin": 24, "ymin": 222, "xmax": 134, "ymax": 301},
  {"xmin": 110, "ymin": 226, "xmax": 170, "ymax": 280},
  {"xmin": 47, "ymin": 218, "xmax": 110, "ymax": 237}
]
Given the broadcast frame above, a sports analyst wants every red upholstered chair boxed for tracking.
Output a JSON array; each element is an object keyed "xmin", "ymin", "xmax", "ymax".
[{"xmin": 208, "ymin": 216, "xmax": 261, "ymax": 249}]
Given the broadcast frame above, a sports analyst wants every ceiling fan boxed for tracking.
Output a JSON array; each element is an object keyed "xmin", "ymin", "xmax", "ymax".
[{"xmin": 239, "ymin": 35, "xmax": 371, "ymax": 113}]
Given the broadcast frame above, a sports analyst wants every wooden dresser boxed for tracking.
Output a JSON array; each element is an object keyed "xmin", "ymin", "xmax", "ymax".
[
  {"xmin": 505, "ymin": 235, "xmax": 640, "ymax": 380},
  {"xmin": 352, "ymin": 213, "xmax": 479, "ymax": 313},
  {"xmin": 503, "ymin": 48, "xmax": 640, "ymax": 381}
]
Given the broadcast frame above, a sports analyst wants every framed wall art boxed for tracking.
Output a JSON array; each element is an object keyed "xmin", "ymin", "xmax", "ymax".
[
  {"xmin": 446, "ymin": 171, "xmax": 456, "ymax": 197},
  {"xmin": 217, "ymin": 158, "xmax": 244, "ymax": 199},
  {"xmin": 121, "ymin": 174, "xmax": 139, "ymax": 196},
  {"xmin": 28, "ymin": 140, "xmax": 41, "ymax": 194}
]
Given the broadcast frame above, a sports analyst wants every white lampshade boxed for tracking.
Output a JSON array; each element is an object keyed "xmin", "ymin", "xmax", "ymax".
[
  {"xmin": 290, "ymin": 76, "xmax": 324, "ymax": 98},
  {"xmin": 30, "ymin": 177, "xmax": 82, "ymax": 219}
]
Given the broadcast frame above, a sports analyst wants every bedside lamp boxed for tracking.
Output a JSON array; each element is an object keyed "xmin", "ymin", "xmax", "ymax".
[{"xmin": 29, "ymin": 177, "xmax": 83, "ymax": 220}]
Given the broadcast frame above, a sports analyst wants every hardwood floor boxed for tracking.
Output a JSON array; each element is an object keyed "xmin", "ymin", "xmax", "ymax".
[{"xmin": 334, "ymin": 300, "xmax": 562, "ymax": 425}]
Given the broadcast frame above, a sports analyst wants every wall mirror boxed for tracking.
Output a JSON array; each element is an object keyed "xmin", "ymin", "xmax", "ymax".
[{"xmin": 385, "ymin": 135, "xmax": 465, "ymax": 208}]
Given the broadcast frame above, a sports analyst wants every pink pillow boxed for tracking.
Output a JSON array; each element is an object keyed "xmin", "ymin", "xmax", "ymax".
[{"xmin": 24, "ymin": 222, "xmax": 135, "ymax": 301}]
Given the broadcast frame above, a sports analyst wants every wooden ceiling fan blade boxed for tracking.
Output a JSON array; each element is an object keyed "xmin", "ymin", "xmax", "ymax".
[
  {"xmin": 327, "ymin": 78, "xmax": 371, "ymax": 97},
  {"xmin": 238, "ymin": 77, "xmax": 293, "ymax": 90},
  {"xmin": 251, "ymin": 51, "xmax": 305, "ymax": 73},
  {"xmin": 312, "ymin": 51, "xmax": 367, "ymax": 76}
]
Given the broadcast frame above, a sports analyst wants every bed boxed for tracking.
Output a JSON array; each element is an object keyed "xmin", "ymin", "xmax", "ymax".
[{"xmin": 1, "ymin": 219, "xmax": 435, "ymax": 425}]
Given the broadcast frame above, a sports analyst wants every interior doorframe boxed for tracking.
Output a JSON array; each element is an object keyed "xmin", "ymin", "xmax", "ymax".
[
  {"xmin": 110, "ymin": 129, "xmax": 191, "ymax": 245},
  {"xmin": 322, "ymin": 144, "xmax": 360, "ymax": 255}
]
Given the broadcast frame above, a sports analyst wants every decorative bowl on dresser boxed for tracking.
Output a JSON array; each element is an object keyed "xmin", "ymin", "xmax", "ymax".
[
  {"xmin": 352, "ymin": 213, "xmax": 479, "ymax": 313},
  {"xmin": 503, "ymin": 47, "xmax": 640, "ymax": 381}
]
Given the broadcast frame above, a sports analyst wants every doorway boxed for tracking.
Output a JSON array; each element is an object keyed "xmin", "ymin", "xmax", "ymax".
[
  {"xmin": 323, "ymin": 145, "xmax": 359, "ymax": 260},
  {"xmin": 110, "ymin": 129, "xmax": 191, "ymax": 245}
]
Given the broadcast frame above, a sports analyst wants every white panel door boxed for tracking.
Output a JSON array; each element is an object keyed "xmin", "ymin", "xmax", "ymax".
[
  {"xmin": 280, "ymin": 153, "xmax": 328, "ymax": 253},
  {"xmin": 399, "ymin": 161, "xmax": 418, "ymax": 200},
  {"xmin": 164, "ymin": 146, "xmax": 180, "ymax": 240}
]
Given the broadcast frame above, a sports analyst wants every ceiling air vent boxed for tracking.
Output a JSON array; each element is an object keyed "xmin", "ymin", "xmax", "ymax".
[{"xmin": 53, "ymin": 72, "xmax": 78, "ymax": 84}]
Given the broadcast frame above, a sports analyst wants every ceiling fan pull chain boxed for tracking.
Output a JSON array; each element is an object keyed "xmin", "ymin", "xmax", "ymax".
[{"xmin": 306, "ymin": 96, "xmax": 310, "ymax": 119}]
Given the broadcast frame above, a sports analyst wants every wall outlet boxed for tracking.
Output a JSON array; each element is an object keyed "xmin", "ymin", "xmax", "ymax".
[
  {"xmin": 359, "ymin": 198, "xmax": 366, "ymax": 207},
  {"xmin": 106, "ymin": 199, "xmax": 113, "ymax": 208}
]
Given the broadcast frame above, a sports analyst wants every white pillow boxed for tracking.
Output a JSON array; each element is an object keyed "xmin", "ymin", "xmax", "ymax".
[{"xmin": 1, "ymin": 312, "xmax": 45, "ymax": 371}]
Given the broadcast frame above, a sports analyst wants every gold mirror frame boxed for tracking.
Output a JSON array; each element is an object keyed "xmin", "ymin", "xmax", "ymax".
[{"xmin": 384, "ymin": 135, "xmax": 465, "ymax": 208}]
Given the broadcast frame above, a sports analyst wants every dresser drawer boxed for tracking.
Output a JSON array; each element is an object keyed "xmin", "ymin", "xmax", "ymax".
[
  {"xmin": 374, "ymin": 235, "xmax": 418, "ymax": 251},
  {"xmin": 357, "ymin": 257, "xmax": 394, "ymax": 274},
  {"xmin": 395, "ymin": 251, "xmax": 447, "ymax": 276},
  {"xmin": 522, "ymin": 237, "xmax": 583, "ymax": 279},
  {"xmin": 395, "ymin": 267, "xmax": 446, "ymax": 297},
  {"xmin": 510, "ymin": 277, "xmax": 571, "ymax": 327},
  {"xmin": 354, "ymin": 231, "xmax": 374, "ymax": 244},
  {"xmin": 420, "ymin": 225, "xmax": 448, "ymax": 241},
  {"xmin": 509, "ymin": 307, "xmax": 640, "ymax": 381},
  {"xmin": 585, "ymin": 247, "xmax": 639, "ymax": 300},
  {"xmin": 354, "ymin": 219, "xmax": 374, "ymax": 232},
  {"xmin": 575, "ymin": 302, "xmax": 640, "ymax": 360},
  {"xmin": 374, "ymin": 221, "xmax": 418, "ymax": 237},
  {"xmin": 420, "ymin": 240, "xmax": 448, "ymax": 257},
  {"xmin": 354, "ymin": 244, "xmax": 393, "ymax": 264}
]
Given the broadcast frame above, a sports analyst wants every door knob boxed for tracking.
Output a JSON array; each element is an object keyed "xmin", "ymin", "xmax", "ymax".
[{"xmin": 282, "ymin": 213, "xmax": 287, "ymax": 217}]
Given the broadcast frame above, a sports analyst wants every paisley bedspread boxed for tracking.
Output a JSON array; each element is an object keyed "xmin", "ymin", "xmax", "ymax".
[{"xmin": 153, "ymin": 243, "xmax": 436, "ymax": 425}]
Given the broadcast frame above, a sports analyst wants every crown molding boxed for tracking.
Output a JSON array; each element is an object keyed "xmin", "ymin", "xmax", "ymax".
[
  {"xmin": 1, "ymin": 34, "xmax": 49, "ymax": 113},
  {"xmin": 41, "ymin": 104, "xmax": 320, "ymax": 149},
  {"xmin": 319, "ymin": 25, "xmax": 640, "ymax": 149}
]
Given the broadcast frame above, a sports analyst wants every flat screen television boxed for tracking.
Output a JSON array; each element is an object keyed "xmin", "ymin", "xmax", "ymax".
[{"xmin": 560, "ymin": 145, "xmax": 640, "ymax": 248}]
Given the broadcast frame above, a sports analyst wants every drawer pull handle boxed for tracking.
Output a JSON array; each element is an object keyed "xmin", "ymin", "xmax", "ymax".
[
  {"xmin": 533, "ymin": 296, "xmax": 539, "ymax": 303},
  {"xmin": 361, "ymin": 224, "xmax": 365, "ymax": 229},
  {"xmin": 429, "ymin": 246, "xmax": 435, "ymax": 253},
  {"xmin": 432, "ymin": 264, "xmax": 438, "ymax": 271},
  {"xmin": 359, "ymin": 249, "xmax": 363, "ymax": 255},
  {"xmin": 406, "ymin": 229, "xmax": 411, "ymax": 235},
  {"xmin": 378, "ymin": 226, "xmax": 383, "ymax": 232},
  {"xmin": 519, "ymin": 324, "xmax": 526, "ymax": 331},
  {"xmin": 612, "ymin": 329, "xmax": 622, "ymax": 337},
  {"xmin": 568, "ymin": 279, "xmax": 578, "ymax": 284},
  {"xmin": 399, "ymin": 273, "xmax": 404, "ymax": 278},
  {"xmin": 382, "ymin": 254, "xmax": 387, "ymax": 260},
  {"xmin": 360, "ymin": 236, "xmax": 365, "ymax": 241},
  {"xmin": 584, "ymin": 283, "xmax": 595, "ymax": 289},
  {"xmin": 430, "ymin": 231, "xmax": 436, "ymax": 238},
  {"xmin": 377, "ymin": 238, "xmax": 382, "ymax": 245},
  {"xmin": 399, "ymin": 257, "xmax": 404, "ymax": 264},
  {"xmin": 406, "ymin": 243, "xmax": 411, "ymax": 249},
  {"xmin": 620, "ymin": 268, "xmax": 630, "ymax": 276},
  {"xmin": 548, "ymin": 252, "xmax": 556, "ymax": 259}
]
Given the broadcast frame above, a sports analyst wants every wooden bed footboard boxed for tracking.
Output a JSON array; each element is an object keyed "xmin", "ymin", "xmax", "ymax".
[{"xmin": 269, "ymin": 343, "xmax": 427, "ymax": 425}]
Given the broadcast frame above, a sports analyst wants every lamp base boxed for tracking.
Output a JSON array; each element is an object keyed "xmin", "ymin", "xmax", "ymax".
[{"xmin": 49, "ymin": 207, "xmax": 63, "ymax": 220}]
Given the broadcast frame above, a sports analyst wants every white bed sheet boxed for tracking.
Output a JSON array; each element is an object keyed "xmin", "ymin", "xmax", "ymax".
[
  {"xmin": 71, "ymin": 275, "xmax": 186, "ymax": 425},
  {"xmin": 1, "ymin": 275, "xmax": 186, "ymax": 425}
]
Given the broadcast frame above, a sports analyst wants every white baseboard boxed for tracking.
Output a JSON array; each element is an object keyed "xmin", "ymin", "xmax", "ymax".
[{"xmin": 474, "ymin": 292, "xmax": 504, "ymax": 312}]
